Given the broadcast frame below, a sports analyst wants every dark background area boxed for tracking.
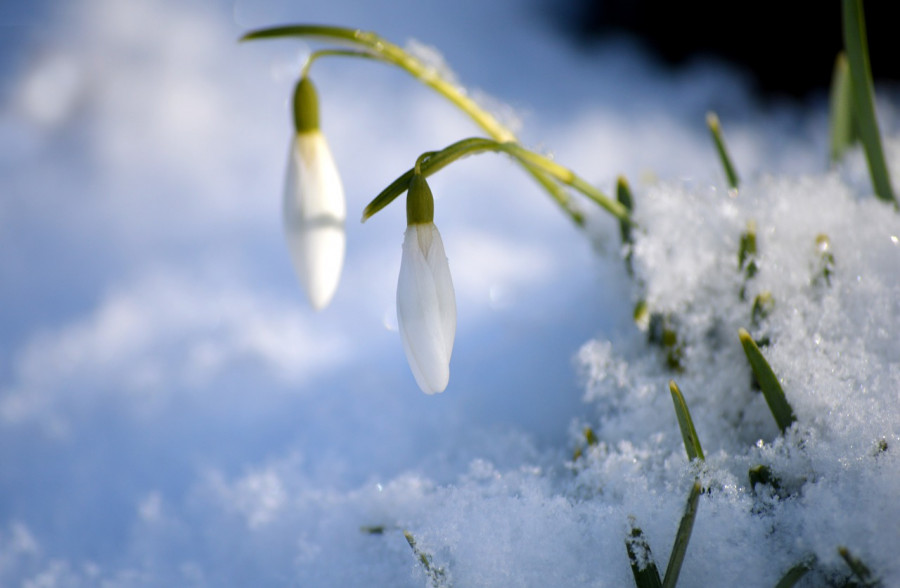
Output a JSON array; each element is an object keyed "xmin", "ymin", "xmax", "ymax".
[
  {"xmin": 5, "ymin": 2, "xmax": 897, "ymax": 103},
  {"xmin": 544, "ymin": 1, "xmax": 900, "ymax": 100}
]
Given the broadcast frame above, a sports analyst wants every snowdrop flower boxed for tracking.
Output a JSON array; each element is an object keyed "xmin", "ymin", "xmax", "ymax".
[
  {"xmin": 283, "ymin": 76, "xmax": 346, "ymax": 311},
  {"xmin": 397, "ymin": 171, "xmax": 457, "ymax": 393}
]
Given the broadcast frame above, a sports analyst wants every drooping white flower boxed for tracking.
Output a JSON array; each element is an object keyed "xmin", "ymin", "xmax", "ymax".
[
  {"xmin": 283, "ymin": 76, "xmax": 346, "ymax": 311},
  {"xmin": 396, "ymin": 173, "xmax": 457, "ymax": 393}
]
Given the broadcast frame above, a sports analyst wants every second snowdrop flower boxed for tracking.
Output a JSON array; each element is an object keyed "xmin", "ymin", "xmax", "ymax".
[
  {"xmin": 283, "ymin": 76, "xmax": 346, "ymax": 311},
  {"xmin": 397, "ymin": 170, "xmax": 457, "ymax": 394}
]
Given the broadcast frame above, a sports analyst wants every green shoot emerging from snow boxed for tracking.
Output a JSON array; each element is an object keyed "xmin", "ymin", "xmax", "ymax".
[
  {"xmin": 706, "ymin": 111, "xmax": 740, "ymax": 190},
  {"xmin": 405, "ymin": 530, "xmax": 451, "ymax": 588},
  {"xmin": 739, "ymin": 329, "xmax": 797, "ymax": 433},
  {"xmin": 841, "ymin": 0, "xmax": 896, "ymax": 205},
  {"xmin": 829, "ymin": 52, "xmax": 858, "ymax": 164},
  {"xmin": 625, "ymin": 519, "xmax": 663, "ymax": 588},
  {"xmin": 669, "ymin": 380, "xmax": 705, "ymax": 462},
  {"xmin": 662, "ymin": 480, "xmax": 702, "ymax": 588}
]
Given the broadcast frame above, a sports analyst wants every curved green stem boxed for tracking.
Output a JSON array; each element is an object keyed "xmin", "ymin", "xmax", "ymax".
[
  {"xmin": 303, "ymin": 48, "xmax": 381, "ymax": 77},
  {"xmin": 362, "ymin": 137, "xmax": 631, "ymax": 223},
  {"xmin": 243, "ymin": 25, "xmax": 515, "ymax": 140},
  {"xmin": 242, "ymin": 24, "xmax": 587, "ymax": 224}
]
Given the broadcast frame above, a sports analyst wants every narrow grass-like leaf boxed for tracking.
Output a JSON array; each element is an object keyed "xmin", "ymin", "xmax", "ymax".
[
  {"xmin": 617, "ymin": 176, "xmax": 635, "ymax": 244},
  {"xmin": 829, "ymin": 52, "xmax": 857, "ymax": 164},
  {"xmin": 662, "ymin": 480, "xmax": 702, "ymax": 588},
  {"xmin": 774, "ymin": 559, "xmax": 814, "ymax": 588},
  {"xmin": 625, "ymin": 519, "xmax": 663, "ymax": 588},
  {"xmin": 706, "ymin": 112, "xmax": 740, "ymax": 190},
  {"xmin": 842, "ymin": 0, "xmax": 897, "ymax": 205},
  {"xmin": 738, "ymin": 220, "xmax": 757, "ymax": 273},
  {"xmin": 738, "ymin": 221, "xmax": 759, "ymax": 301},
  {"xmin": 838, "ymin": 546, "xmax": 880, "ymax": 586},
  {"xmin": 739, "ymin": 329, "xmax": 797, "ymax": 433},
  {"xmin": 647, "ymin": 314, "xmax": 683, "ymax": 372},
  {"xmin": 241, "ymin": 24, "xmax": 365, "ymax": 44},
  {"xmin": 813, "ymin": 234, "xmax": 836, "ymax": 287},
  {"xmin": 404, "ymin": 530, "xmax": 451, "ymax": 588},
  {"xmin": 751, "ymin": 291, "xmax": 774, "ymax": 327},
  {"xmin": 633, "ymin": 300, "xmax": 650, "ymax": 331},
  {"xmin": 362, "ymin": 169, "xmax": 416, "ymax": 221},
  {"xmin": 617, "ymin": 175, "xmax": 636, "ymax": 274},
  {"xmin": 669, "ymin": 380, "xmax": 704, "ymax": 462},
  {"xmin": 360, "ymin": 525, "xmax": 386, "ymax": 534},
  {"xmin": 573, "ymin": 426, "xmax": 598, "ymax": 461}
]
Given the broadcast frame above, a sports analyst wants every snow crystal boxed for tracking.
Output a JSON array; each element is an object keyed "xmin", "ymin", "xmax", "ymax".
[{"xmin": 570, "ymin": 154, "xmax": 900, "ymax": 584}]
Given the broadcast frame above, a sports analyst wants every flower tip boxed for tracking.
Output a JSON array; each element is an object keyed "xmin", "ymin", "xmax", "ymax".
[
  {"xmin": 415, "ymin": 368, "xmax": 450, "ymax": 394},
  {"xmin": 408, "ymin": 366, "xmax": 450, "ymax": 394},
  {"xmin": 306, "ymin": 279, "xmax": 338, "ymax": 312},
  {"xmin": 284, "ymin": 220, "xmax": 346, "ymax": 311}
]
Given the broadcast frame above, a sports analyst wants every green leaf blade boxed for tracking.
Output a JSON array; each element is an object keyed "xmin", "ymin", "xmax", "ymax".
[
  {"xmin": 662, "ymin": 480, "xmax": 702, "ymax": 588},
  {"xmin": 842, "ymin": 0, "xmax": 897, "ymax": 205},
  {"xmin": 838, "ymin": 546, "xmax": 880, "ymax": 586},
  {"xmin": 625, "ymin": 520, "xmax": 663, "ymax": 588},
  {"xmin": 738, "ymin": 328, "xmax": 797, "ymax": 433},
  {"xmin": 706, "ymin": 112, "xmax": 740, "ymax": 190},
  {"xmin": 829, "ymin": 52, "xmax": 857, "ymax": 164},
  {"xmin": 775, "ymin": 562, "xmax": 812, "ymax": 588},
  {"xmin": 669, "ymin": 380, "xmax": 705, "ymax": 462},
  {"xmin": 404, "ymin": 530, "xmax": 451, "ymax": 588},
  {"xmin": 773, "ymin": 559, "xmax": 813, "ymax": 588},
  {"xmin": 240, "ymin": 24, "xmax": 366, "ymax": 45},
  {"xmin": 362, "ymin": 169, "xmax": 415, "ymax": 222}
]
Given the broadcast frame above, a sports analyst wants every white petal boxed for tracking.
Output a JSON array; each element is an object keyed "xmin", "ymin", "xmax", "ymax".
[
  {"xmin": 417, "ymin": 224, "xmax": 456, "ymax": 358},
  {"xmin": 283, "ymin": 132, "xmax": 346, "ymax": 310},
  {"xmin": 397, "ymin": 224, "xmax": 457, "ymax": 393}
]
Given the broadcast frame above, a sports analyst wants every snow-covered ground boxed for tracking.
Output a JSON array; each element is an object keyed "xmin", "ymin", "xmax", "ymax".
[{"xmin": 1, "ymin": 0, "xmax": 898, "ymax": 585}]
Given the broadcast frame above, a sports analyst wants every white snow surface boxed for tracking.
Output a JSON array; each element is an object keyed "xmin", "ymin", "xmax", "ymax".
[{"xmin": 1, "ymin": 0, "xmax": 899, "ymax": 586}]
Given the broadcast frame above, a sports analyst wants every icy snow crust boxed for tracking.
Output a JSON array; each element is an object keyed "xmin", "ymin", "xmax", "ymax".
[{"xmin": 2, "ymin": 0, "xmax": 900, "ymax": 586}]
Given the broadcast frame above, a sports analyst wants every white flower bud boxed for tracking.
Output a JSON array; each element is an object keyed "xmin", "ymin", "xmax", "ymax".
[
  {"xmin": 397, "ymin": 222, "xmax": 457, "ymax": 393},
  {"xmin": 283, "ymin": 129, "xmax": 346, "ymax": 311}
]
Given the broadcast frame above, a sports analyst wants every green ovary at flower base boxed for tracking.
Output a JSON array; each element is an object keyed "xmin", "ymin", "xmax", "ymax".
[
  {"xmin": 283, "ymin": 76, "xmax": 347, "ymax": 311},
  {"xmin": 396, "ymin": 171, "xmax": 457, "ymax": 394}
]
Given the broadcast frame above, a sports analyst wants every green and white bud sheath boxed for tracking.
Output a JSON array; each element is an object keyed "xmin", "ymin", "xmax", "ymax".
[
  {"xmin": 396, "ymin": 169, "xmax": 457, "ymax": 393},
  {"xmin": 283, "ymin": 76, "xmax": 346, "ymax": 310}
]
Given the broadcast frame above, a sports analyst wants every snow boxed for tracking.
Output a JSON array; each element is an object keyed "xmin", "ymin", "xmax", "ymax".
[{"xmin": 2, "ymin": 0, "xmax": 899, "ymax": 586}]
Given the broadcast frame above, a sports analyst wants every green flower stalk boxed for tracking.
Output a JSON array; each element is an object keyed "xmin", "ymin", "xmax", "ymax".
[
  {"xmin": 241, "ymin": 24, "xmax": 602, "ymax": 226},
  {"xmin": 283, "ymin": 76, "xmax": 347, "ymax": 310}
]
